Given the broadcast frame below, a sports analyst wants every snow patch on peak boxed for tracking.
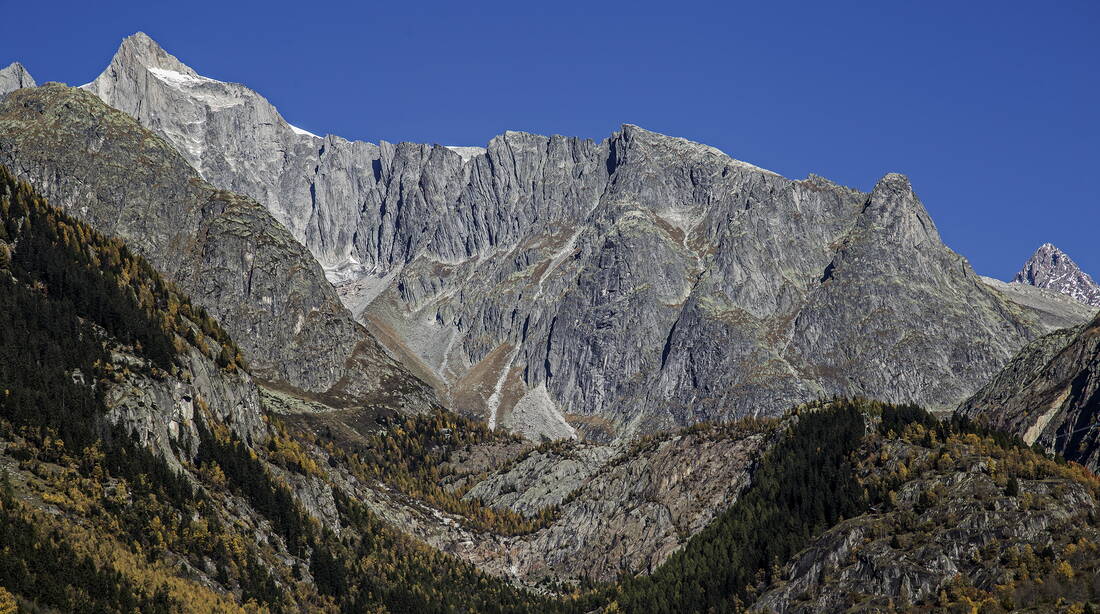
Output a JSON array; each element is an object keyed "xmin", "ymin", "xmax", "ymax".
[
  {"xmin": 147, "ymin": 65, "xmax": 317, "ymax": 139},
  {"xmin": 445, "ymin": 146, "xmax": 486, "ymax": 162},
  {"xmin": 289, "ymin": 123, "xmax": 319, "ymax": 139},
  {"xmin": 143, "ymin": 67, "xmax": 245, "ymax": 111},
  {"xmin": 147, "ymin": 67, "xmax": 219, "ymax": 87}
]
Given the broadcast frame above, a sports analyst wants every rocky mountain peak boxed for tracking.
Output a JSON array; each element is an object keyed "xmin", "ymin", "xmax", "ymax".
[
  {"xmin": 0, "ymin": 61, "xmax": 36, "ymax": 96},
  {"xmin": 110, "ymin": 31, "xmax": 197, "ymax": 75},
  {"xmin": 1013, "ymin": 242, "xmax": 1100, "ymax": 306},
  {"xmin": 82, "ymin": 32, "xmax": 326, "ymax": 231},
  {"xmin": 859, "ymin": 172, "xmax": 942, "ymax": 246}
]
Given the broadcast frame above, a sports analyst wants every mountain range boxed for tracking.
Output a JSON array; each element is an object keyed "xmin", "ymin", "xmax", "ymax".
[
  {"xmin": 1, "ymin": 32, "xmax": 1099, "ymax": 614},
  {"xmin": 11, "ymin": 32, "xmax": 1090, "ymax": 442}
]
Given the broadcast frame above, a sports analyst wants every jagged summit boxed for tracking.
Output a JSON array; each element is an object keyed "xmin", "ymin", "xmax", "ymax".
[
  {"xmin": 859, "ymin": 172, "xmax": 942, "ymax": 246},
  {"xmin": 83, "ymin": 32, "xmax": 325, "ymax": 205},
  {"xmin": 112, "ymin": 31, "xmax": 197, "ymax": 75},
  {"xmin": 1013, "ymin": 242, "xmax": 1100, "ymax": 307},
  {"xmin": 89, "ymin": 34, "xmax": 778, "ymax": 181},
  {"xmin": 0, "ymin": 61, "xmax": 35, "ymax": 96},
  {"xmin": 85, "ymin": 31, "xmax": 234, "ymax": 97}
]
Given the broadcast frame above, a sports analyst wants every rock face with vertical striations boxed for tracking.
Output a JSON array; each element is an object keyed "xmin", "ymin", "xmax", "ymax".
[
  {"xmin": 82, "ymin": 32, "xmax": 360, "ymax": 274},
  {"xmin": 72, "ymin": 32, "xmax": 1078, "ymax": 439},
  {"xmin": 958, "ymin": 310, "xmax": 1100, "ymax": 471},
  {"xmin": 0, "ymin": 62, "xmax": 35, "ymax": 97},
  {"xmin": 0, "ymin": 84, "xmax": 434, "ymax": 411},
  {"xmin": 1012, "ymin": 242, "xmax": 1100, "ymax": 307}
]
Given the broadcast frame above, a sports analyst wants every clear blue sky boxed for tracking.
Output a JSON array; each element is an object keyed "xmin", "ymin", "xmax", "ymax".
[{"xmin": 3, "ymin": 0, "xmax": 1097, "ymax": 279}]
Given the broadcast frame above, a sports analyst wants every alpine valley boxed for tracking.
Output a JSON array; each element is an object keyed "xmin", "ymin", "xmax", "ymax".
[{"xmin": 0, "ymin": 32, "xmax": 1097, "ymax": 614}]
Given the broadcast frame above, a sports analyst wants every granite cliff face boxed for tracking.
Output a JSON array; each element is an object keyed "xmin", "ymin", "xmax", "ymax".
[
  {"xmin": 959, "ymin": 311, "xmax": 1100, "ymax": 471},
  {"xmin": 74, "ymin": 32, "xmax": 1072, "ymax": 439},
  {"xmin": 0, "ymin": 84, "xmax": 433, "ymax": 410},
  {"xmin": 103, "ymin": 343, "xmax": 268, "ymax": 471},
  {"xmin": 1014, "ymin": 242, "xmax": 1100, "ymax": 307}
]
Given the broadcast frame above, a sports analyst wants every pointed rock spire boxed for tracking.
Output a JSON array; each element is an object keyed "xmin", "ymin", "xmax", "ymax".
[
  {"xmin": 859, "ymin": 172, "xmax": 941, "ymax": 247},
  {"xmin": 0, "ymin": 62, "xmax": 36, "ymax": 97},
  {"xmin": 1013, "ymin": 243, "xmax": 1100, "ymax": 306},
  {"xmin": 82, "ymin": 32, "xmax": 206, "ymax": 103},
  {"xmin": 110, "ymin": 31, "xmax": 197, "ymax": 75}
]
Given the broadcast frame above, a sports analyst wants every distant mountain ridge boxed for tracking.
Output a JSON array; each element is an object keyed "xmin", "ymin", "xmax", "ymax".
[
  {"xmin": 979, "ymin": 275, "xmax": 1097, "ymax": 331},
  {"xmin": 4, "ymin": 33, "xmax": 1091, "ymax": 440},
  {"xmin": 1013, "ymin": 242, "xmax": 1100, "ymax": 307}
]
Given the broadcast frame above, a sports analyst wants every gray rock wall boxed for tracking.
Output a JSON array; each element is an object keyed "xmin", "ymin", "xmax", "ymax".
[
  {"xmin": 105, "ymin": 346, "xmax": 267, "ymax": 471},
  {"xmin": 79, "ymin": 33, "xmax": 1063, "ymax": 438},
  {"xmin": 0, "ymin": 84, "xmax": 434, "ymax": 410}
]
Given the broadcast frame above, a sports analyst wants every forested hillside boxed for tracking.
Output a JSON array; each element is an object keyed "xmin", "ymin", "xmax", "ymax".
[
  {"xmin": 0, "ymin": 167, "xmax": 582, "ymax": 613},
  {"xmin": 609, "ymin": 400, "xmax": 1100, "ymax": 613},
  {"xmin": 0, "ymin": 165, "xmax": 255, "ymax": 611},
  {"xmin": 611, "ymin": 402, "xmax": 869, "ymax": 612}
]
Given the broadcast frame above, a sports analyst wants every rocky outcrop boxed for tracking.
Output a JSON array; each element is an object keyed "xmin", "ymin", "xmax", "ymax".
[
  {"xmin": 1014, "ymin": 242, "xmax": 1100, "ymax": 307},
  {"xmin": 105, "ymin": 345, "xmax": 267, "ymax": 471},
  {"xmin": 0, "ymin": 84, "xmax": 433, "ymax": 410},
  {"xmin": 462, "ymin": 443, "xmax": 616, "ymax": 516},
  {"xmin": 298, "ymin": 419, "xmax": 768, "ymax": 587},
  {"xmin": 483, "ymin": 426, "xmax": 767, "ymax": 582},
  {"xmin": 78, "ymin": 32, "xmax": 1055, "ymax": 439},
  {"xmin": 958, "ymin": 311, "xmax": 1100, "ymax": 471},
  {"xmin": 0, "ymin": 62, "xmax": 35, "ymax": 97}
]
